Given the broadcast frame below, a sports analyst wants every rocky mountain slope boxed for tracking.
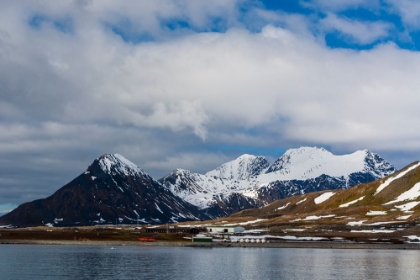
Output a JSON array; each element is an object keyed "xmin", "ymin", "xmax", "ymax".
[
  {"xmin": 0, "ymin": 154, "xmax": 208, "ymax": 227},
  {"xmin": 160, "ymin": 147, "xmax": 396, "ymax": 216}
]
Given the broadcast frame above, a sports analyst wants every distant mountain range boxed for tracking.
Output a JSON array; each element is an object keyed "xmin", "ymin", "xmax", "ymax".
[
  {"xmin": 160, "ymin": 147, "xmax": 395, "ymax": 217},
  {"xmin": 0, "ymin": 147, "xmax": 397, "ymax": 227}
]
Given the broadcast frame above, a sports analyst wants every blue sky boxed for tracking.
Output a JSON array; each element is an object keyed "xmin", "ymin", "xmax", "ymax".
[{"xmin": 1, "ymin": 0, "xmax": 420, "ymax": 212}]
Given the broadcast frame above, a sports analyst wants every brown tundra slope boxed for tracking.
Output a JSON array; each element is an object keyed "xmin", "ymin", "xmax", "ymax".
[{"xmin": 181, "ymin": 162, "xmax": 420, "ymax": 243}]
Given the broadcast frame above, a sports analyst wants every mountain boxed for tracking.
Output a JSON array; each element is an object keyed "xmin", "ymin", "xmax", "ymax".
[
  {"xmin": 160, "ymin": 147, "xmax": 396, "ymax": 217},
  {"xmin": 0, "ymin": 154, "xmax": 208, "ymax": 227},
  {"xmin": 0, "ymin": 147, "xmax": 396, "ymax": 227},
  {"xmin": 171, "ymin": 161, "xmax": 420, "ymax": 244},
  {"xmin": 261, "ymin": 147, "xmax": 394, "ymax": 180},
  {"xmin": 217, "ymin": 161, "xmax": 420, "ymax": 242},
  {"xmin": 205, "ymin": 154, "xmax": 270, "ymax": 180}
]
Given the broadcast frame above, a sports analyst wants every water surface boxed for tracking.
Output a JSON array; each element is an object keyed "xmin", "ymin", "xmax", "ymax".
[{"xmin": 1, "ymin": 245, "xmax": 419, "ymax": 279}]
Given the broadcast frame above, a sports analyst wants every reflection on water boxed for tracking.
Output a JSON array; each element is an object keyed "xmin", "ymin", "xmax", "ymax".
[{"xmin": 1, "ymin": 245, "xmax": 420, "ymax": 280}]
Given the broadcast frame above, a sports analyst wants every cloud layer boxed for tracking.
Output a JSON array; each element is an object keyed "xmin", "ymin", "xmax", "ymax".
[{"xmin": 1, "ymin": 0, "xmax": 420, "ymax": 209}]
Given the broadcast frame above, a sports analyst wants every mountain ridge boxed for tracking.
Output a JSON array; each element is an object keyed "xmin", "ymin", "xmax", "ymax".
[
  {"xmin": 0, "ymin": 147, "xmax": 397, "ymax": 226},
  {"xmin": 160, "ymin": 147, "xmax": 396, "ymax": 216}
]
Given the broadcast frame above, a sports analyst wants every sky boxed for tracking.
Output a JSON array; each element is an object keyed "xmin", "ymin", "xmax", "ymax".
[{"xmin": 1, "ymin": 0, "xmax": 420, "ymax": 214}]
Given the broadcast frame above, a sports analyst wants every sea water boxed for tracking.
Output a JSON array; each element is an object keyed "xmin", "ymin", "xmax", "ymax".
[{"xmin": 1, "ymin": 245, "xmax": 420, "ymax": 279}]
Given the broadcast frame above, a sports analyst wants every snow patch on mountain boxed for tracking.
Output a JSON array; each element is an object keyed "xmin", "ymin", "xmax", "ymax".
[
  {"xmin": 160, "ymin": 168, "xmax": 259, "ymax": 209},
  {"xmin": 375, "ymin": 162, "xmax": 420, "ymax": 195},
  {"xmin": 314, "ymin": 192, "xmax": 335, "ymax": 204},
  {"xmin": 206, "ymin": 154, "xmax": 270, "ymax": 180},
  {"xmin": 96, "ymin": 154, "xmax": 145, "ymax": 176},
  {"xmin": 260, "ymin": 147, "xmax": 389, "ymax": 182}
]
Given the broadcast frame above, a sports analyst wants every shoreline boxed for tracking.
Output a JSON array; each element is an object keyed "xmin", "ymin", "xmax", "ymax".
[{"xmin": 2, "ymin": 239, "xmax": 420, "ymax": 250}]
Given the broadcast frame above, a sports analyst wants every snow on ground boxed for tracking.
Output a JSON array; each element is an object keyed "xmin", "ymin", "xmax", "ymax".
[
  {"xmin": 347, "ymin": 220, "xmax": 366, "ymax": 226},
  {"xmin": 375, "ymin": 162, "xmax": 420, "ymax": 195},
  {"xmin": 384, "ymin": 183, "xmax": 420, "ymax": 205},
  {"xmin": 395, "ymin": 201, "xmax": 420, "ymax": 212},
  {"xmin": 404, "ymin": 235, "xmax": 420, "ymax": 243},
  {"xmin": 351, "ymin": 230, "xmax": 395, "ymax": 233},
  {"xmin": 304, "ymin": 214, "xmax": 336, "ymax": 220},
  {"xmin": 154, "ymin": 203, "xmax": 163, "ymax": 214},
  {"xmin": 314, "ymin": 192, "xmax": 335, "ymax": 204},
  {"xmin": 225, "ymin": 219, "xmax": 267, "ymax": 226},
  {"xmin": 0, "ymin": 225, "xmax": 12, "ymax": 228},
  {"xmin": 277, "ymin": 203, "xmax": 290, "ymax": 210},
  {"xmin": 339, "ymin": 196, "xmax": 365, "ymax": 208},
  {"xmin": 397, "ymin": 215, "xmax": 412, "ymax": 220},
  {"xmin": 238, "ymin": 219, "xmax": 267, "ymax": 225},
  {"xmin": 366, "ymin": 210, "xmax": 387, "ymax": 216},
  {"xmin": 296, "ymin": 198, "xmax": 307, "ymax": 205},
  {"xmin": 365, "ymin": 221, "xmax": 400, "ymax": 225}
]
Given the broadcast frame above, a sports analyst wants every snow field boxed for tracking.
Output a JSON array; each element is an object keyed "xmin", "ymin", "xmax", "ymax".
[
  {"xmin": 395, "ymin": 201, "xmax": 420, "ymax": 212},
  {"xmin": 366, "ymin": 211, "xmax": 387, "ymax": 216},
  {"xmin": 339, "ymin": 196, "xmax": 365, "ymax": 208},
  {"xmin": 350, "ymin": 230, "xmax": 395, "ymax": 233},
  {"xmin": 296, "ymin": 198, "xmax": 307, "ymax": 205},
  {"xmin": 303, "ymin": 214, "xmax": 336, "ymax": 221},
  {"xmin": 384, "ymin": 182, "xmax": 420, "ymax": 205},
  {"xmin": 277, "ymin": 203, "xmax": 290, "ymax": 210},
  {"xmin": 375, "ymin": 162, "xmax": 420, "ymax": 196},
  {"xmin": 314, "ymin": 192, "xmax": 335, "ymax": 204}
]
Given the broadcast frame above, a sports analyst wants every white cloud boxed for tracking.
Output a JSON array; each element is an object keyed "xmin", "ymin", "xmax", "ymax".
[
  {"xmin": 1, "ymin": 0, "xmax": 420, "ymax": 205},
  {"xmin": 386, "ymin": 0, "xmax": 420, "ymax": 29},
  {"xmin": 301, "ymin": 0, "xmax": 380, "ymax": 12},
  {"xmin": 321, "ymin": 13, "xmax": 392, "ymax": 44}
]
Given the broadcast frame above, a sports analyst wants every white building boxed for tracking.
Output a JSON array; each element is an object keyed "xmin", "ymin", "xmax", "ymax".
[{"xmin": 206, "ymin": 226, "xmax": 245, "ymax": 234}]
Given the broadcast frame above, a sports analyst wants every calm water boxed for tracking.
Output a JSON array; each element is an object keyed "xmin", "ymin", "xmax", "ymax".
[{"xmin": 1, "ymin": 245, "xmax": 420, "ymax": 279}]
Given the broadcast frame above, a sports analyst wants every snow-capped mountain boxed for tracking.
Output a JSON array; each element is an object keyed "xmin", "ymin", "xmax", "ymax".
[
  {"xmin": 205, "ymin": 154, "xmax": 270, "ymax": 180},
  {"xmin": 224, "ymin": 161, "xmax": 420, "ymax": 244},
  {"xmin": 0, "ymin": 147, "xmax": 397, "ymax": 226},
  {"xmin": 0, "ymin": 154, "xmax": 210, "ymax": 227},
  {"xmin": 160, "ymin": 147, "xmax": 396, "ymax": 216},
  {"xmin": 263, "ymin": 147, "xmax": 393, "ymax": 180}
]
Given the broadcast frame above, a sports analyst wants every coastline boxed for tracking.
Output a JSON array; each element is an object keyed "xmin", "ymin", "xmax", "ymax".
[{"xmin": 2, "ymin": 239, "xmax": 420, "ymax": 250}]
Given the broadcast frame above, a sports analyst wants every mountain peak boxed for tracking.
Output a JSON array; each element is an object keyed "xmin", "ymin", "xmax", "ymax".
[
  {"xmin": 286, "ymin": 146, "xmax": 327, "ymax": 153},
  {"xmin": 93, "ymin": 154, "xmax": 144, "ymax": 176},
  {"xmin": 362, "ymin": 150, "xmax": 396, "ymax": 177},
  {"xmin": 206, "ymin": 154, "xmax": 270, "ymax": 180},
  {"xmin": 265, "ymin": 146, "xmax": 332, "ymax": 174}
]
